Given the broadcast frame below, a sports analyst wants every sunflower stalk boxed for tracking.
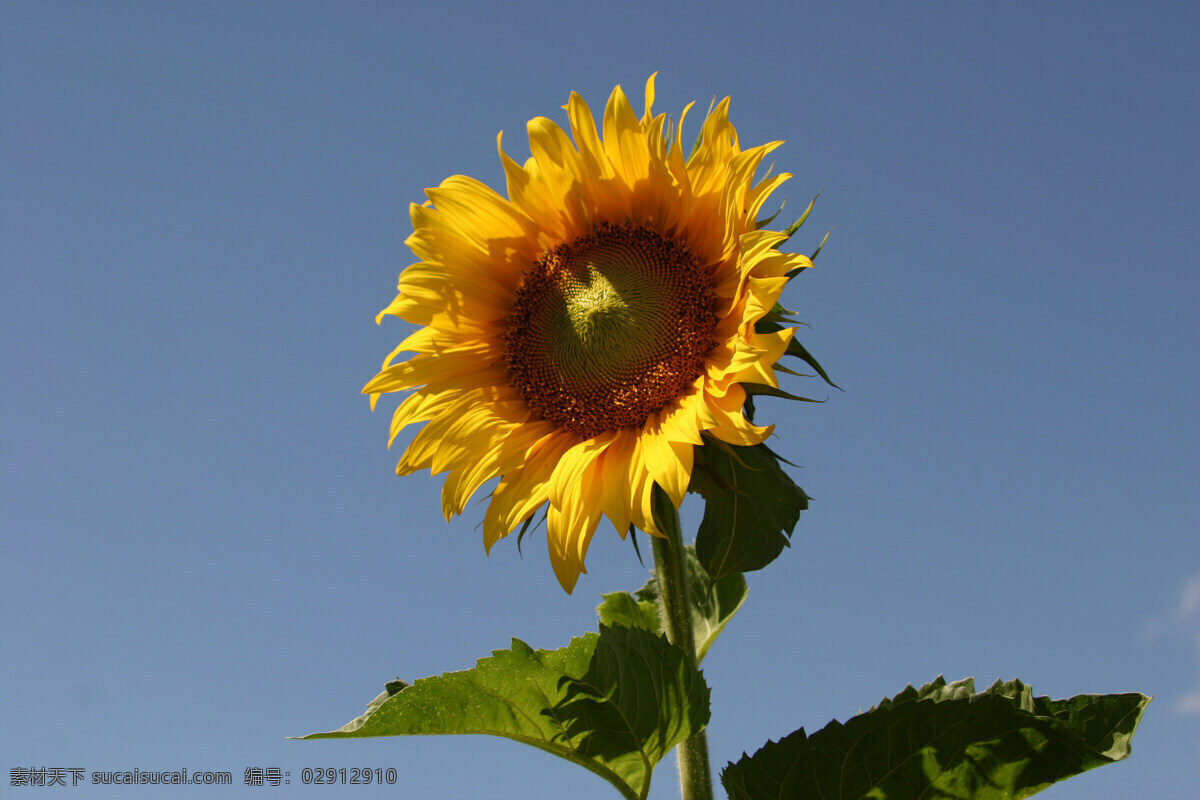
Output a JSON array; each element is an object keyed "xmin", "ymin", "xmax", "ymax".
[{"xmin": 650, "ymin": 487, "xmax": 715, "ymax": 800}]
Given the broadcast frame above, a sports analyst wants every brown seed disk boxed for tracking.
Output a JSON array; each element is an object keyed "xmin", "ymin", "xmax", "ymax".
[{"xmin": 504, "ymin": 222, "xmax": 718, "ymax": 439}]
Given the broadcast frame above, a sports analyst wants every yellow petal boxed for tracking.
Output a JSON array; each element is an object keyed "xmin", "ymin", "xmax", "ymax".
[
  {"xmin": 642, "ymin": 72, "xmax": 657, "ymax": 122},
  {"xmin": 441, "ymin": 417, "xmax": 557, "ymax": 518},
  {"xmin": 703, "ymin": 383, "xmax": 774, "ymax": 446},
  {"xmin": 548, "ymin": 435, "xmax": 610, "ymax": 510},
  {"xmin": 731, "ymin": 327, "xmax": 794, "ymax": 386},
  {"xmin": 362, "ymin": 344, "xmax": 501, "ymax": 395},
  {"xmin": 482, "ymin": 432, "xmax": 575, "ymax": 551},
  {"xmin": 597, "ymin": 430, "xmax": 637, "ymax": 534},
  {"xmin": 566, "ymin": 91, "xmax": 625, "ymax": 218},
  {"xmin": 641, "ymin": 417, "xmax": 694, "ymax": 507},
  {"xmin": 525, "ymin": 120, "xmax": 590, "ymax": 237},
  {"xmin": 553, "ymin": 447, "xmax": 614, "ymax": 593},
  {"xmin": 405, "ymin": 222, "xmax": 522, "ymax": 291},
  {"xmin": 499, "ymin": 130, "xmax": 572, "ymax": 244},
  {"xmin": 603, "ymin": 84, "xmax": 650, "ymax": 193},
  {"xmin": 425, "ymin": 175, "xmax": 534, "ymax": 245}
]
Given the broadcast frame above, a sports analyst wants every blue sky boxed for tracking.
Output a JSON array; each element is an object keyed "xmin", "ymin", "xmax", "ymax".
[{"xmin": 3, "ymin": 1, "xmax": 1197, "ymax": 798}]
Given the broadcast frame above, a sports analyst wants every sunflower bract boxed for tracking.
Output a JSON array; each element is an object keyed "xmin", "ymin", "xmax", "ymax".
[{"xmin": 364, "ymin": 75, "xmax": 812, "ymax": 593}]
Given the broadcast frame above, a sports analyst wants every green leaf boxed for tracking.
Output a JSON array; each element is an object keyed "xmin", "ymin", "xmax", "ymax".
[
  {"xmin": 597, "ymin": 590, "xmax": 661, "ymax": 635},
  {"xmin": 744, "ymin": 383, "xmax": 825, "ymax": 404},
  {"xmin": 810, "ymin": 228, "xmax": 831, "ymax": 261},
  {"xmin": 756, "ymin": 319, "xmax": 839, "ymax": 390},
  {"xmin": 300, "ymin": 625, "xmax": 710, "ymax": 800},
  {"xmin": 721, "ymin": 676, "xmax": 1150, "ymax": 800},
  {"xmin": 784, "ymin": 336, "xmax": 839, "ymax": 389},
  {"xmin": 638, "ymin": 547, "xmax": 749, "ymax": 663},
  {"xmin": 756, "ymin": 198, "xmax": 786, "ymax": 230},
  {"xmin": 758, "ymin": 301, "xmax": 800, "ymax": 327},
  {"xmin": 688, "ymin": 97, "xmax": 719, "ymax": 159},
  {"xmin": 781, "ymin": 191, "xmax": 821, "ymax": 240},
  {"xmin": 688, "ymin": 436, "xmax": 808, "ymax": 583},
  {"xmin": 601, "ymin": 546, "xmax": 750, "ymax": 663}
]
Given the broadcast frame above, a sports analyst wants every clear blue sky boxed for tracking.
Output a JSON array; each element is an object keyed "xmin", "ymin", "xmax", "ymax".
[{"xmin": 3, "ymin": 2, "xmax": 1197, "ymax": 798}]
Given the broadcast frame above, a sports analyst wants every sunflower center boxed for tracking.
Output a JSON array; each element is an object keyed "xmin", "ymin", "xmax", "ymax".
[{"xmin": 505, "ymin": 222, "xmax": 718, "ymax": 439}]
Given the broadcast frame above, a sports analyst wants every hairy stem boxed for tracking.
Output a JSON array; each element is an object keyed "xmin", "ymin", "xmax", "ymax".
[{"xmin": 650, "ymin": 487, "xmax": 714, "ymax": 800}]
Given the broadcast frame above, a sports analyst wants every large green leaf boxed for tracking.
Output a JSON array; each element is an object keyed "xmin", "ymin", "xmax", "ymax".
[
  {"xmin": 721, "ymin": 676, "xmax": 1150, "ymax": 800},
  {"xmin": 688, "ymin": 436, "xmax": 808, "ymax": 583},
  {"xmin": 301, "ymin": 625, "xmax": 710, "ymax": 800},
  {"xmin": 597, "ymin": 545, "xmax": 749, "ymax": 662}
]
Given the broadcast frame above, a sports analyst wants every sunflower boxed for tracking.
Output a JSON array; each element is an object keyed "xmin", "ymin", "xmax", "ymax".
[{"xmin": 365, "ymin": 75, "xmax": 813, "ymax": 593}]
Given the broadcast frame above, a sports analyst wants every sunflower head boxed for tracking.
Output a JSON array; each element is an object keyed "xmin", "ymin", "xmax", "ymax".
[
  {"xmin": 505, "ymin": 221, "xmax": 719, "ymax": 439},
  {"xmin": 365, "ymin": 75, "xmax": 814, "ymax": 592}
]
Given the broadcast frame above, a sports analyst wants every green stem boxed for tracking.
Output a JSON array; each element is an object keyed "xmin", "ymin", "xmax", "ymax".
[{"xmin": 650, "ymin": 487, "xmax": 715, "ymax": 800}]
